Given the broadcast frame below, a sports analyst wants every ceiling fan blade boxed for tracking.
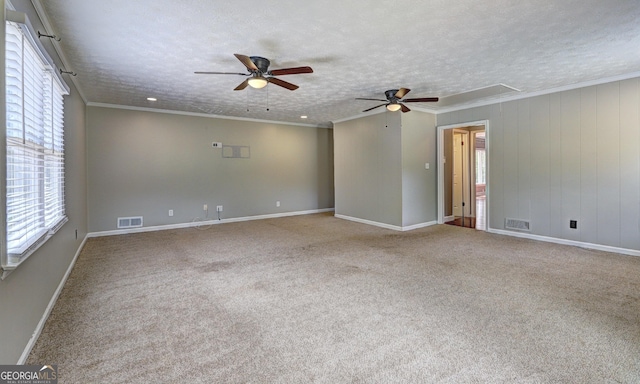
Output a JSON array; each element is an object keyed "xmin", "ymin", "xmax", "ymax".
[
  {"xmin": 400, "ymin": 103, "xmax": 411, "ymax": 113},
  {"xmin": 234, "ymin": 79, "xmax": 249, "ymax": 91},
  {"xmin": 362, "ymin": 104, "xmax": 387, "ymax": 112},
  {"xmin": 234, "ymin": 53, "xmax": 258, "ymax": 71},
  {"xmin": 403, "ymin": 97, "xmax": 440, "ymax": 103},
  {"xmin": 355, "ymin": 98, "xmax": 388, "ymax": 102},
  {"xmin": 194, "ymin": 71, "xmax": 248, "ymax": 75},
  {"xmin": 395, "ymin": 88, "xmax": 411, "ymax": 99},
  {"xmin": 269, "ymin": 66, "xmax": 314, "ymax": 76},
  {"xmin": 268, "ymin": 77, "xmax": 299, "ymax": 90}
]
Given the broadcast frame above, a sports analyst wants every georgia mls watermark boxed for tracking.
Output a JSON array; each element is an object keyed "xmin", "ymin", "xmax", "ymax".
[{"xmin": 0, "ymin": 365, "xmax": 57, "ymax": 384}]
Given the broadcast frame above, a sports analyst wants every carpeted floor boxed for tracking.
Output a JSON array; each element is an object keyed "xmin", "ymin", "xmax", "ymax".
[{"xmin": 28, "ymin": 213, "xmax": 640, "ymax": 383}]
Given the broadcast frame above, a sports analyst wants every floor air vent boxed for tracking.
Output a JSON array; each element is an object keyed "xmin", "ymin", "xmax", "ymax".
[
  {"xmin": 505, "ymin": 218, "xmax": 530, "ymax": 231},
  {"xmin": 117, "ymin": 216, "xmax": 143, "ymax": 229}
]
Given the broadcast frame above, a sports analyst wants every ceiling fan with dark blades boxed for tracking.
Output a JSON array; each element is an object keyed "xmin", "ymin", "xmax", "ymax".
[
  {"xmin": 356, "ymin": 88, "xmax": 439, "ymax": 113},
  {"xmin": 195, "ymin": 53, "xmax": 313, "ymax": 91}
]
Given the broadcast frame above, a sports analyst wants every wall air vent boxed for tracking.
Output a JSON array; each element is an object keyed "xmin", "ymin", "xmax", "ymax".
[
  {"xmin": 505, "ymin": 218, "xmax": 530, "ymax": 231},
  {"xmin": 117, "ymin": 216, "xmax": 143, "ymax": 229},
  {"xmin": 222, "ymin": 145, "xmax": 250, "ymax": 158}
]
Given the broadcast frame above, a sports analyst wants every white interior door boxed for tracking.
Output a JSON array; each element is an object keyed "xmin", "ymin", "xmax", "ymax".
[{"xmin": 452, "ymin": 130, "xmax": 470, "ymax": 217}]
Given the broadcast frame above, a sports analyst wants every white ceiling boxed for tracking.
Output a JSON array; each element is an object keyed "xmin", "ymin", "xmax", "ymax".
[{"xmin": 34, "ymin": 0, "xmax": 640, "ymax": 127}]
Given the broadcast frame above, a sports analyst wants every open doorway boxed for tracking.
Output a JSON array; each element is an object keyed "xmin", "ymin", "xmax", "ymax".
[
  {"xmin": 437, "ymin": 120, "xmax": 488, "ymax": 230},
  {"xmin": 474, "ymin": 131, "xmax": 486, "ymax": 230}
]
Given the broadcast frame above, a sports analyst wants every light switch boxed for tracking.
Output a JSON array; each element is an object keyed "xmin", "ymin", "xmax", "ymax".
[{"xmin": 425, "ymin": 163, "xmax": 430, "ymax": 169}]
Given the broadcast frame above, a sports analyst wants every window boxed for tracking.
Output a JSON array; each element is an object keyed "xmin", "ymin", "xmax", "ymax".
[
  {"xmin": 475, "ymin": 149, "xmax": 486, "ymax": 185},
  {"xmin": 4, "ymin": 19, "xmax": 68, "ymax": 269},
  {"xmin": 475, "ymin": 133, "xmax": 486, "ymax": 185}
]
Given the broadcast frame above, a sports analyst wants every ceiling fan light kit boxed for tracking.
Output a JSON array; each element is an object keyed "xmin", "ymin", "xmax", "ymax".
[
  {"xmin": 386, "ymin": 103, "xmax": 401, "ymax": 112},
  {"xmin": 247, "ymin": 76, "xmax": 268, "ymax": 89}
]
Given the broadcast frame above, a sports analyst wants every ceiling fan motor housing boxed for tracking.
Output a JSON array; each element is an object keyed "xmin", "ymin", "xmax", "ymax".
[
  {"xmin": 385, "ymin": 89, "xmax": 400, "ymax": 101},
  {"xmin": 250, "ymin": 56, "xmax": 271, "ymax": 73}
]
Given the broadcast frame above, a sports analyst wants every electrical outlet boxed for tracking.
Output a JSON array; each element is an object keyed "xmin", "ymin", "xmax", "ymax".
[
  {"xmin": 168, "ymin": 209, "xmax": 174, "ymax": 217},
  {"xmin": 569, "ymin": 220, "xmax": 577, "ymax": 229},
  {"xmin": 216, "ymin": 205, "xmax": 223, "ymax": 212},
  {"xmin": 203, "ymin": 204, "xmax": 207, "ymax": 211},
  {"xmin": 276, "ymin": 201, "xmax": 280, "ymax": 207}
]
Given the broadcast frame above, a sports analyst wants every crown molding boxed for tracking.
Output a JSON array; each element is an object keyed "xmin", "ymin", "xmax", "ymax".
[{"xmin": 86, "ymin": 102, "xmax": 329, "ymax": 128}]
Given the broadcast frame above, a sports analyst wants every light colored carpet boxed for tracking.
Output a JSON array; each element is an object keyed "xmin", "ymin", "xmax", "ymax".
[{"xmin": 28, "ymin": 213, "xmax": 640, "ymax": 383}]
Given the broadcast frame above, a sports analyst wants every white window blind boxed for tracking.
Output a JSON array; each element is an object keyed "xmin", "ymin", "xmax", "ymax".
[{"xmin": 5, "ymin": 21, "xmax": 68, "ymax": 266}]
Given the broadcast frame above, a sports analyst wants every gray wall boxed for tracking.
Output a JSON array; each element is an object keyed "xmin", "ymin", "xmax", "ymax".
[
  {"xmin": 86, "ymin": 106, "xmax": 334, "ymax": 232},
  {"xmin": 0, "ymin": 0, "xmax": 88, "ymax": 363},
  {"xmin": 334, "ymin": 113, "xmax": 403, "ymax": 226},
  {"xmin": 334, "ymin": 110, "xmax": 437, "ymax": 228},
  {"xmin": 438, "ymin": 78, "xmax": 640, "ymax": 251},
  {"xmin": 401, "ymin": 111, "xmax": 438, "ymax": 226}
]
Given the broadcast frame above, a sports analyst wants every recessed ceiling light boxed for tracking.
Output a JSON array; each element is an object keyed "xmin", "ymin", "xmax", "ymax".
[
  {"xmin": 300, "ymin": 115, "xmax": 307, "ymax": 119},
  {"xmin": 147, "ymin": 97, "xmax": 157, "ymax": 101}
]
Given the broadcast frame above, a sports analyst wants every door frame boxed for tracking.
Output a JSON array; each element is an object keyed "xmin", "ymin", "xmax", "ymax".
[{"xmin": 437, "ymin": 120, "xmax": 490, "ymax": 229}]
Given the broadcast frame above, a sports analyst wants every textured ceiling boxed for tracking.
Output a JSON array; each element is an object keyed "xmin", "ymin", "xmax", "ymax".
[{"xmin": 35, "ymin": 0, "xmax": 640, "ymax": 127}]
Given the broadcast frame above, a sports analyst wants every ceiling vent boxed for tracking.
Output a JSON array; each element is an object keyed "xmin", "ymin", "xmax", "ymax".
[
  {"xmin": 117, "ymin": 216, "xmax": 143, "ymax": 229},
  {"xmin": 505, "ymin": 218, "xmax": 530, "ymax": 231}
]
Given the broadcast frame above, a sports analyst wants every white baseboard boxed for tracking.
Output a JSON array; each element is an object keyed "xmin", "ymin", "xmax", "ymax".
[
  {"xmin": 18, "ymin": 235, "xmax": 89, "ymax": 364},
  {"xmin": 444, "ymin": 215, "xmax": 455, "ymax": 223},
  {"xmin": 335, "ymin": 214, "xmax": 437, "ymax": 232},
  {"xmin": 488, "ymin": 228, "xmax": 640, "ymax": 257},
  {"xmin": 402, "ymin": 221, "xmax": 439, "ymax": 231},
  {"xmin": 88, "ymin": 208, "xmax": 335, "ymax": 238}
]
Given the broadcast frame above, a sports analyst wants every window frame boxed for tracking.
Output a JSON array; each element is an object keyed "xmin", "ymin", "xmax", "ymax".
[{"xmin": 1, "ymin": 8, "xmax": 69, "ymax": 278}]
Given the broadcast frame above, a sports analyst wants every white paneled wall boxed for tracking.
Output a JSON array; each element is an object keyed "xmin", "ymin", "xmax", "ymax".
[
  {"xmin": 619, "ymin": 80, "xmax": 640, "ymax": 249},
  {"xmin": 438, "ymin": 78, "xmax": 640, "ymax": 251}
]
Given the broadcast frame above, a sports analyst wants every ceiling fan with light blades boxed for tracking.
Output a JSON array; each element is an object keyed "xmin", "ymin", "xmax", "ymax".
[
  {"xmin": 195, "ymin": 53, "xmax": 313, "ymax": 91},
  {"xmin": 356, "ymin": 88, "xmax": 439, "ymax": 112}
]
